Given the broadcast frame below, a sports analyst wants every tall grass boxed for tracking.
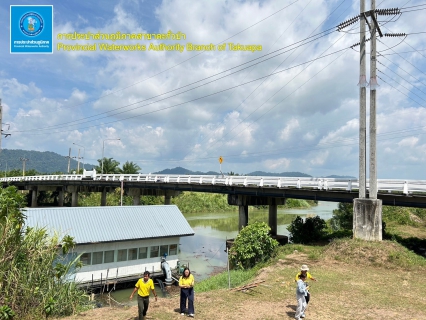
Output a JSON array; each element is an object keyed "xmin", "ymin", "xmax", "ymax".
[
  {"xmin": 195, "ymin": 267, "xmax": 260, "ymax": 292},
  {"xmin": 172, "ymin": 192, "xmax": 236, "ymax": 213},
  {"xmin": 0, "ymin": 220, "xmax": 89, "ymax": 319}
]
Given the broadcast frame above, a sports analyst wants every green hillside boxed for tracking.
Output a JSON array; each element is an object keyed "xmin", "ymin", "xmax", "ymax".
[{"xmin": 0, "ymin": 149, "xmax": 94, "ymax": 174}]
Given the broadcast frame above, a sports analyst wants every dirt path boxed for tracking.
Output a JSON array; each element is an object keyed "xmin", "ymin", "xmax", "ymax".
[{"xmin": 58, "ymin": 251, "xmax": 426, "ymax": 320}]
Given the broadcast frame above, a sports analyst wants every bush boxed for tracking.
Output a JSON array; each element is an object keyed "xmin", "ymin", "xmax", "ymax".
[
  {"xmin": 382, "ymin": 206, "xmax": 417, "ymax": 226},
  {"xmin": 287, "ymin": 215, "xmax": 327, "ymax": 244},
  {"xmin": 229, "ymin": 222, "xmax": 278, "ymax": 270}
]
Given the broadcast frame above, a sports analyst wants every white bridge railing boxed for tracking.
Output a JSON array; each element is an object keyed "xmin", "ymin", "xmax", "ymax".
[{"xmin": 1, "ymin": 173, "xmax": 425, "ymax": 195}]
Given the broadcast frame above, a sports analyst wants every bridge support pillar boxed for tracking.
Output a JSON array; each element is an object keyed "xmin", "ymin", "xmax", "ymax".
[
  {"xmin": 58, "ymin": 190, "xmax": 64, "ymax": 207},
  {"xmin": 268, "ymin": 205, "xmax": 277, "ymax": 236},
  {"xmin": 164, "ymin": 190, "xmax": 180, "ymax": 205},
  {"xmin": 101, "ymin": 188, "xmax": 107, "ymax": 206},
  {"xmin": 71, "ymin": 191, "xmax": 79, "ymax": 207},
  {"xmin": 353, "ymin": 198, "xmax": 382, "ymax": 241},
  {"xmin": 128, "ymin": 188, "xmax": 141, "ymax": 205},
  {"xmin": 228, "ymin": 195, "xmax": 285, "ymax": 232},
  {"xmin": 239, "ymin": 205, "xmax": 248, "ymax": 231},
  {"xmin": 31, "ymin": 187, "xmax": 38, "ymax": 207},
  {"xmin": 65, "ymin": 186, "xmax": 79, "ymax": 207}
]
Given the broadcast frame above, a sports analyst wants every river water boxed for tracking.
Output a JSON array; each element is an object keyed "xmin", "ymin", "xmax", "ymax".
[{"xmin": 110, "ymin": 201, "xmax": 337, "ymax": 304}]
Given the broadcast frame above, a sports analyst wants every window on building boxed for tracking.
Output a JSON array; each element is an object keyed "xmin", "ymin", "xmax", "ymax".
[
  {"xmin": 160, "ymin": 245, "xmax": 168, "ymax": 257},
  {"xmin": 169, "ymin": 244, "xmax": 178, "ymax": 255},
  {"xmin": 138, "ymin": 247, "xmax": 148, "ymax": 259},
  {"xmin": 150, "ymin": 246, "xmax": 159, "ymax": 258},
  {"xmin": 80, "ymin": 252, "xmax": 91, "ymax": 265},
  {"xmin": 128, "ymin": 248, "xmax": 138, "ymax": 260},
  {"xmin": 117, "ymin": 249, "xmax": 127, "ymax": 262},
  {"xmin": 92, "ymin": 251, "xmax": 103, "ymax": 265},
  {"xmin": 104, "ymin": 250, "xmax": 114, "ymax": 263}
]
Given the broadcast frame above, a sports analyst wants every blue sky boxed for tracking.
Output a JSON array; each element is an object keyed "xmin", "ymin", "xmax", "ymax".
[{"xmin": 1, "ymin": 0, "xmax": 426, "ymax": 178}]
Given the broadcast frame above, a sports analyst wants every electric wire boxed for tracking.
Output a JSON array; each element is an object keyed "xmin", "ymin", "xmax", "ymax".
[
  {"xmin": 54, "ymin": 0, "xmax": 301, "ymax": 111},
  {"xmin": 12, "ymin": 28, "xmax": 339, "ymax": 133},
  {"xmin": 378, "ymin": 75, "xmax": 425, "ymax": 108},
  {"xmin": 180, "ymin": 0, "xmax": 350, "ymax": 160},
  {"xmin": 379, "ymin": 48, "xmax": 426, "ymax": 55},
  {"xmin": 377, "ymin": 60, "xmax": 426, "ymax": 96},
  {"xmin": 13, "ymin": 47, "xmax": 349, "ymax": 136},
  {"xmin": 130, "ymin": 127, "xmax": 426, "ymax": 164},
  {"xmin": 178, "ymin": 0, "xmax": 318, "ymax": 150},
  {"xmin": 377, "ymin": 37, "xmax": 426, "ymax": 82},
  {"xmin": 200, "ymin": 25, "xmax": 356, "ymax": 157},
  {"xmin": 378, "ymin": 54, "xmax": 426, "ymax": 87},
  {"xmin": 400, "ymin": 3, "xmax": 426, "ymax": 10},
  {"xmin": 378, "ymin": 70, "xmax": 426, "ymax": 104}
]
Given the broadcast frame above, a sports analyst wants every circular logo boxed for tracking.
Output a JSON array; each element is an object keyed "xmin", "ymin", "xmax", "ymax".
[{"xmin": 19, "ymin": 12, "xmax": 44, "ymax": 37}]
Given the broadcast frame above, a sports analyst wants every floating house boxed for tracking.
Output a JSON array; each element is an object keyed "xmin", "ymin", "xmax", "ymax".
[{"xmin": 24, "ymin": 205, "xmax": 194, "ymax": 286}]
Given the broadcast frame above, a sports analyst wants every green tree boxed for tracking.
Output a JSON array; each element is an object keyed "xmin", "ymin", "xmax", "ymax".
[
  {"xmin": 119, "ymin": 161, "xmax": 141, "ymax": 174},
  {"xmin": 287, "ymin": 215, "xmax": 327, "ymax": 244},
  {"xmin": 94, "ymin": 157, "xmax": 120, "ymax": 174},
  {"xmin": 330, "ymin": 203, "xmax": 353, "ymax": 231},
  {"xmin": 229, "ymin": 222, "xmax": 278, "ymax": 270}
]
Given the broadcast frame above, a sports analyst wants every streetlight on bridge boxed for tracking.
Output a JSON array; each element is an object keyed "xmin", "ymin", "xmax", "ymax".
[
  {"xmin": 73, "ymin": 142, "xmax": 86, "ymax": 172},
  {"xmin": 102, "ymin": 138, "xmax": 120, "ymax": 175}
]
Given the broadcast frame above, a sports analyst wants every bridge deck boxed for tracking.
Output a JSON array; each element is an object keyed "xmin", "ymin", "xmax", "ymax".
[{"xmin": 2, "ymin": 174, "xmax": 426, "ymax": 207}]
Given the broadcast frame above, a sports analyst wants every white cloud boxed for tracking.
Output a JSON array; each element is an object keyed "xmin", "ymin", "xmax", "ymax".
[
  {"xmin": 264, "ymin": 158, "xmax": 290, "ymax": 170},
  {"xmin": 1, "ymin": 0, "xmax": 426, "ymax": 179}
]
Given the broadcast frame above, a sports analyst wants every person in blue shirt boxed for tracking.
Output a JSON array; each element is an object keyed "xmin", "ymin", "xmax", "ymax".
[{"xmin": 295, "ymin": 273, "xmax": 308, "ymax": 320}]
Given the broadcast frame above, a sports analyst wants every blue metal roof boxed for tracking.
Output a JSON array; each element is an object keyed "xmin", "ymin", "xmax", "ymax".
[{"xmin": 24, "ymin": 205, "xmax": 194, "ymax": 244}]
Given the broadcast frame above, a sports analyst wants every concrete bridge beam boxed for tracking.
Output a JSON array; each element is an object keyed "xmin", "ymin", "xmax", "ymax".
[{"xmin": 353, "ymin": 198, "xmax": 382, "ymax": 241}]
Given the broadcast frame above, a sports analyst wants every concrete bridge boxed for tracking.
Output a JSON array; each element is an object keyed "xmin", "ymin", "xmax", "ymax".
[{"xmin": 2, "ymin": 171, "xmax": 426, "ymax": 237}]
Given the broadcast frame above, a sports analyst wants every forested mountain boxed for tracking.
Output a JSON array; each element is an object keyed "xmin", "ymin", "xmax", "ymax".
[
  {"xmin": 0, "ymin": 149, "xmax": 93, "ymax": 174},
  {"xmin": 154, "ymin": 167, "xmax": 355, "ymax": 178},
  {"xmin": 0, "ymin": 150, "xmax": 354, "ymax": 178},
  {"xmin": 247, "ymin": 170, "xmax": 312, "ymax": 177}
]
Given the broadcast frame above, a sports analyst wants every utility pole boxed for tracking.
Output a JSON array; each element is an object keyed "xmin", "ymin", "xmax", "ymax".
[
  {"xmin": 67, "ymin": 148, "xmax": 71, "ymax": 173},
  {"xmin": 369, "ymin": 0, "xmax": 379, "ymax": 199},
  {"xmin": 358, "ymin": 0, "xmax": 367, "ymax": 199},
  {"xmin": 77, "ymin": 148, "xmax": 81, "ymax": 173},
  {"xmin": 20, "ymin": 157, "xmax": 29, "ymax": 176},
  {"xmin": 65, "ymin": 148, "xmax": 76, "ymax": 174},
  {"xmin": 353, "ymin": 0, "xmax": 383, "ymax": 241}
]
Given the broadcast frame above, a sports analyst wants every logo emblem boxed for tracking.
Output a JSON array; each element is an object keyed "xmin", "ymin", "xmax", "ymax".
[{"xmin": 19, "ymin": 12, "xmax": 44, "ymax": 37}]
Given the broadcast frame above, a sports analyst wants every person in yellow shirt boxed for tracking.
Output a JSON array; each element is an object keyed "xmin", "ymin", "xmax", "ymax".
[
  {"xmin": 179, "ymin": 267, "xmax": 195, "ymax": 317},
  {"xmin": 294, "ymin": 264, "xmax": 317, "ymax": 318},
  {"xmin": 130, "ymin": 271, "xmax": 158, "ymax": 320}
]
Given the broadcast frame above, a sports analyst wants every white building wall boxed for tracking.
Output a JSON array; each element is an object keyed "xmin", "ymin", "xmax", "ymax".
[{"xmin": 72, "ymin": 237, "xmax": 180, "ymax": 283}]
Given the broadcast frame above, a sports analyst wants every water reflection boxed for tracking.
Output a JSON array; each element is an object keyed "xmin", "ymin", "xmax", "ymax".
[
  {"xmin": 179, "ymin": 201, "xmax": 337, "ymax": 280},
  {"xmin": 186, "ymin": 211, "xmax": 297, "ymax": 232}
]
